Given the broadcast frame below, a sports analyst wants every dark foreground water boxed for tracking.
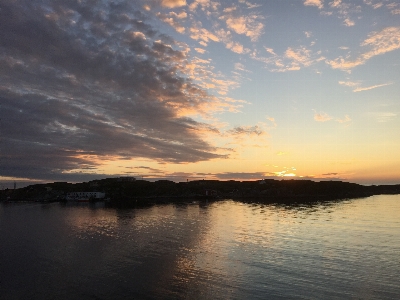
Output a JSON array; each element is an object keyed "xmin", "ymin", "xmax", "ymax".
[{"xmin": 1, "ymin": 195, "xmax": 399, "ymax": 300}]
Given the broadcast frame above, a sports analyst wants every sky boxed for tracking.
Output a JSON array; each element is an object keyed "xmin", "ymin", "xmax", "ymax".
[{"xmin": 1, "ymin": 0, "xmax": 399, "ymax": 187}]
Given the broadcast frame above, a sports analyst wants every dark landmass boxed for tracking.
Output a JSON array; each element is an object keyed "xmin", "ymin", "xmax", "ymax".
[{"xmin": 1, "ymin": 178, "xmax": 400, "ymax": 207}]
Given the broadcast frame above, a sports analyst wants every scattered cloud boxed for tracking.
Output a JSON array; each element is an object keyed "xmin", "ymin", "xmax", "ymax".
[
  {"xmin": 266, "ymin": 117, "xmax": 277, "ymax": 128},
  {"xmin": 313, "ymin": 110, "xmax": 333, "ymax": 122},
  {"xmin": 157, "ymin": 13, "xmax": 186, "ymax": 33},
  {"xmin": 368, "ymin": 112, "xmax": 397, "ymax": 122},
  {"xmin": 328, "ymin": 27, "xmax": 400, "ymax": 70},
  {"xmin": 195, "ymin": 47, "xmax": 206, "ymax": 54},
  {"xmin": 304, "ymin": 0, "xmax": 324, "ymax": 9},
  {"xmin": 188, "ymin": 0, "xmax": 220, "ymax": 12},
  {"xmin": 264, "ymin": 47, "xmax": 276, "ymax": 56},
  {"xmin": 339, "ymin": 80, "xmax": 393, "ymax": 92},
  {"xmin": 336, "ymin": 115, "xmax": 352, "ymax": 123},
  {"xmin": 313, "ymin": 110, "xmax": 352, "ymax": 124},
  {"xmin": 325, "ymin": 0, "xmax": 361, "ymax": 27},
  {"xmin": 339, "ymin": 80, "xmax": 360, "ymax": 87},
  {"xmin": 285, "ymin": 47, "xmax": 314, "ymax": 67},
  {"xmin": 343, "ymin": 18, "xmax": 355, "ymax": 26},
  {"xmin": 199, "ymin": 40, "xmax": 208, "ymax": 47},
  {"xmin": 171, "ymin": 11, "xmax": 188, "ymax": 18},
  {"xmin": 234, "ymin": 62, "xmax": 250, "ymax": 72},
  {"xmin": 243, "ymin": 1, "xmax": 262, "ymax": 9},
  {"xmin": 226, "ymin": 125, "xmax": 265, "ymax": 136},
  {"xmin": 353, "ymin": 82, "xmax": 393, "ymax": 92},
  {"xmin": 252, "ymin": 45, "xmax": 325, "ymax": 72},
  {"xmin": 330, "ymin": 0, "xmax": 342, "ymax": 8},
  {"xmin": 226, "ymin": 41, "xmax": 249, "ymax": 54},
  {"xmin": 161, "ymin": 0, "xmax": 187, "ymax": 9},
  {"xmin": 223, "ymin": 6, "xmax": 236, "ymax": 13},
  {"xmin": 189, "ymin": 24, "xmax": 220, "ymax": 43},
  {"xmin": 373, "ymin": 3, "xmax": 383, "ymax": 9},
  {"xmin": 224, "ymin": 14, "xmax": 264, "ymax": 41}
]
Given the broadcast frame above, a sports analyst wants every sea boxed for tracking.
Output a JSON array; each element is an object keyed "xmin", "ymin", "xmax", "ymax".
[{"xmin": 1, "ymin": 195, "xmax": 399, "ymax": 299}]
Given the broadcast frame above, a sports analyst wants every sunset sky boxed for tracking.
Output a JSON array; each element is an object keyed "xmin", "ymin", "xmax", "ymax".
[{"xmin": 1, "ymin": 0, "xmax": 399, "ymax": 186}]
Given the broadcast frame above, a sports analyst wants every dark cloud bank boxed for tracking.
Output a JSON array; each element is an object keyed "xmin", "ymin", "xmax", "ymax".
[{"xmin": 0, "ymin": 0, "xmax": 225, "ymax": 182}]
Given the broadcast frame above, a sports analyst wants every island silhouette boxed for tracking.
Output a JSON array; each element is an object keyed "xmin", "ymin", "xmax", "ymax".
[{"xmin": 1, "ymin": 178, "xmax": 400, "ymax": 207}]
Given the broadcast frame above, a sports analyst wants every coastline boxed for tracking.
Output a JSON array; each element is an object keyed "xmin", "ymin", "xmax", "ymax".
[{"xmin": 2, "ymin": 178, "xmax": 399, "ymax": 207}]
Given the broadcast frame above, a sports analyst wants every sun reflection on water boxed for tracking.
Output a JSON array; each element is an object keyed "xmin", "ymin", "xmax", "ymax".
[{"xmin": 4, "ymin": 195, "xmax": 397, "ymax": 299}]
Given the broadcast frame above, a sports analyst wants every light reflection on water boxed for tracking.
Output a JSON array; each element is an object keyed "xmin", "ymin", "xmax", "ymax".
[{"xmin": 1, "ymin": 195, "xmax": 399, "ymax": 299}]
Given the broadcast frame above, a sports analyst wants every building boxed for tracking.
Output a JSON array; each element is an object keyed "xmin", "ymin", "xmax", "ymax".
[{"xmin": 66, "ymin": 192, "xmax": 105, "ymax": 202}]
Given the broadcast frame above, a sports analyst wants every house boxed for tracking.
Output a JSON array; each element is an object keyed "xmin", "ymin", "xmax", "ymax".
[{"xmin": 66, "ymin": 191, "xmax": 105, "ymax": 202}]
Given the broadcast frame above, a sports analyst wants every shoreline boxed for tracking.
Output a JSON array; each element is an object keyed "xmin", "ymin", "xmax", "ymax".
[{"xmin": 2, "ymin": 178, "xmax": 400, "ymax": 207}]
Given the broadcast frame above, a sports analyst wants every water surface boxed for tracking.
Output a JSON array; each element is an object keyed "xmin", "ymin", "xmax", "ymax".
[{"xmin": 1, "ymin": 195, "xmax": 399, "ymax": 299}]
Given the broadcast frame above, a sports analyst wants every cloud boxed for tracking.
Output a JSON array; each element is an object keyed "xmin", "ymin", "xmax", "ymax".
[
  {"xmin": 213, "ymin": 28, "xmax": 252, "ymax": 55},
  {"xmin": 226, "ymin": 125, "xmax": 265, "ymax": 136},
  {"xmin": 386, "ymin": 2, "xmax": 399, "ymax": 9},
  {"xmin": 285, "ymin": 47, "xmax": 313, "ymax": 67},
  {"xmin": 339, "ymin": 80, "xmax": 359, "ymax": 87},
  {"xmin": 312, "ymin": 109, "xmax": 351, "ymax": 124},
  {"xmin": 353, "ymin": 82, "xmax": 393, "ymax": 92},
  {"xmin": 329, "ymin": 0, "xmax": 342, "ymax": 8},
  {"xmin": 343, "ymin": 18, "xmax": 355, "ymax": 26},
  {"xmin": 234, "ymin": 63, "xmax": 249, "ymax": 72},
  {"xmin": 368, "ymin": 112, "xmax": 397, "ymax": 122},
  {"xmin": 189, "ymin": 25, "xmax": 220, "ymax": 43},
  {"xmin": 304, "ymin": 0, "xmax": 323, "ymax": 9},
  {"xmin": 313, "ymin": 110, "xmax": 333, "ymax": 122},
  {"xmin": 134, "ymin": 166, "xmax": 164, "ymax": 173},
  {"xmin": 372, "ymin": 3, "xmax": 383, "ymax": 9},
  {"xmin": 195, "ymin": 47, "xmax": 206, "ymax": 54},
  {"xmin": 266, "ymin": 117, "xmax": 277, "ymax": 128},
  {"xmin": 170, "ymin": 11, "xmax": 187, "ymax": 18},
  {"xmin": 361, "ymin": 27, "xmax": 400, "ymax": 58},
  {"xmin": 188, "ymin": 0, "xmax": 220, "ymax": 12},
  {"xmin": 225, "ymin": 15, "xmax": 264, "ymax": 41},
  {"xmin": 213, "ymin": 172, "xmax": 270, "ymax": 180},
  {"xmin": 157, "ymin": 13, "xmax": 186, "ymax": 33},
  {"xmin": 336, "ymin": 115, "xmax": 351, "ymax": 123},
  {"xmin": 325, "ymin": 1, "xmax": 361, "ymax": 27},
  {"xmin": 264, "ymin": 47, "xmax": 276, "ymax": 56},
  {"xmin": 226, "ymin": 41, "xmax": 248, "ymax": 54},
  {"xmin": 242, "ymin": 1, "xmax": 263, "ymax": 9},
  {"xmin": 161, "ymin": 0, "xmax": 187, "ymax": 8},
  {"xmin": 252, "ymin": 45, "xmax": 325, "ymax": 72},
  {"xmin": 223, "ymin": 6, "xmax": 236, "ymax": 13},
  {"xmin": 385, "ymin": 1, "xmax": 400, "ymax": 14},
  {"xmin": 328, "ymin": 27, "xmax": 400, "ymax": 70},
  {"xmin": 0, "ymin": 0, "xmax": 242, "ymax": 181},
  {"xmin": 339, "ymin": 80, "xmax": 393, "ymax": 92}
]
